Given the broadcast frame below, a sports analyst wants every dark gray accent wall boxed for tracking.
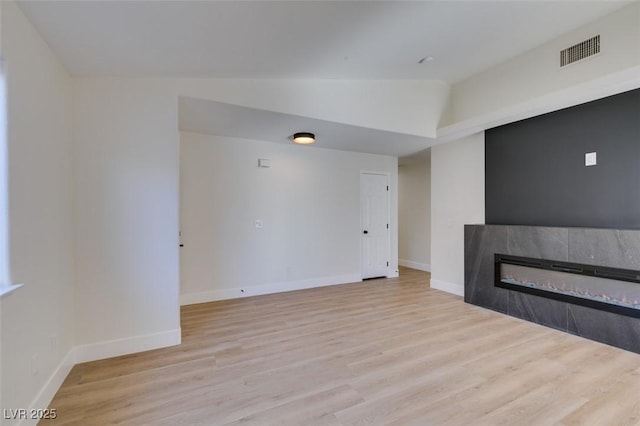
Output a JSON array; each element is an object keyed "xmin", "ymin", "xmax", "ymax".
[{"xmin": 485, "ymin": 88, "xmax": 640, "ymax": 229}]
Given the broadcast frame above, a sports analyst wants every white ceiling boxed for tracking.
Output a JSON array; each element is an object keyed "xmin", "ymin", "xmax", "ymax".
[
  {"xmin": 179, "ymin": 97, "xmax": 434, "ymax": 157},
  {"xmin": 18, "ymin": 1, "xmax": 626, "ymax": 82},
  {"xmin": 16, "ymin": 0, "xmax": 630, "ymax": 159}
]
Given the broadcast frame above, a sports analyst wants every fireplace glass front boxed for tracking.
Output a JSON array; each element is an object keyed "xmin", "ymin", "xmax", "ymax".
[{"xmin": 495, "ymin": 254, "xmax": 640, "ymax": 318}]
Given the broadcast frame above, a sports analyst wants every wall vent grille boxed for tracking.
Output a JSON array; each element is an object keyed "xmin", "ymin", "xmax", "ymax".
[{"xmin": 560, "ymin": 35, "xmax": 600, "ymax": 67}]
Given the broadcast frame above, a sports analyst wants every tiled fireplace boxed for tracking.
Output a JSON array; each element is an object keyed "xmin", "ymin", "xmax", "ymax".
[{"xmin": 464, "ymin": 225, "xmax": 640, "ymax": 353}]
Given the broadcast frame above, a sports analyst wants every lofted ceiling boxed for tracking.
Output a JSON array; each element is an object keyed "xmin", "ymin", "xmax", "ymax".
[
  {"xmin": 16, "ymin": 0, "xmax": 630, "ymax": 158},
  {"xmin": 17, "ymin": 1, "xmax": 627, "ymax": 82}
]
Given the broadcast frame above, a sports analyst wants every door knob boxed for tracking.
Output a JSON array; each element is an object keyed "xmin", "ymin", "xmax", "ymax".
[{"xmin": 363, "ymin": 230, "xmax": 368, "ymax": 234}]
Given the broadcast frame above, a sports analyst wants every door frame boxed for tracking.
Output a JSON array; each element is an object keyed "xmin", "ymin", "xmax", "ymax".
[{"xmin": 360, "ymin": 171, "xmax": 391, "ymax": 280}]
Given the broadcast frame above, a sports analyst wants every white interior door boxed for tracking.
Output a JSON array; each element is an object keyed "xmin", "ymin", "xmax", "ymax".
[{"xmin": 361, "ymin": 172, "xmax": 390, "ymax": 279}]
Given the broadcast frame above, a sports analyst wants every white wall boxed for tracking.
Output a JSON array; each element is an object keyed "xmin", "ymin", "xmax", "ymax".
[
  {"xmin": 178, "ymin": 79, "xmax": 449, "ymax": 138},
  {"xmin": 180, "ymin": 132, "xmax": 398, "ymax": 304},
  {"xmin": 430, "ymin": 133, "xmax": 484, "ymax": 296},
  {"xmin": 398, "ymin": 156, "xmax": 430, "ymax": 271},
  {"xmin": 447, "ymin": 2, "xmax": 640, "ymax": 126},
  {"xmin": 1, "ymin": 2, "xmax": 74, "ymax": 422},
  {"xmin": 73, "ymin": 79, "xmax": 181, "ymax": 361}
]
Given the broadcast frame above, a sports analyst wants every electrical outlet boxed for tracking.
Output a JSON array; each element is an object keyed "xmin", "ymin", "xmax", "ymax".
[{"xmin": 585, "ymin": 152, "xmax": 597, "ymax": 166}]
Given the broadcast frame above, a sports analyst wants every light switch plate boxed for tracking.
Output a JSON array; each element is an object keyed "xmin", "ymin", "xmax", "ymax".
[{"xmin": 585, "ymin": 152, "xmax": 597, "ymax": 166}]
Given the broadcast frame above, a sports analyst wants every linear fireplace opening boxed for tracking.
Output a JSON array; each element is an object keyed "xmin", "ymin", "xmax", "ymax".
[{"xmin": 495, "ymin": 254, "xmax": 640, "ymax": 318}]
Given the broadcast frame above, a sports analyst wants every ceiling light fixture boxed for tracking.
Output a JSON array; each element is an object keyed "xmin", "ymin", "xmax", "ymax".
[{"xmin": 292, "ymin": 132, "xmax": 315, "ymax": 145}]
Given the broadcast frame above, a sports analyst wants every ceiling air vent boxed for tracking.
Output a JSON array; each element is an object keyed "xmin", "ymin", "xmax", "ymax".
[{"xmin": 560, "ymin": 35, "xmax": 600, "ymax": 67}]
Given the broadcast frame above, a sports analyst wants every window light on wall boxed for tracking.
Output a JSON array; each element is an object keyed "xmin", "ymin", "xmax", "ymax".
[{"xmin": 0, "ymin": 57, "xmax": 21, "ymax": 297}]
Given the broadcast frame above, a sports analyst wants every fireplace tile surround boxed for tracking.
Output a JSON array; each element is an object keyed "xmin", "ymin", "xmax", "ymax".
[{"xmin": 464, "ymin": 225, "xmax": 640, "ymax": 353}]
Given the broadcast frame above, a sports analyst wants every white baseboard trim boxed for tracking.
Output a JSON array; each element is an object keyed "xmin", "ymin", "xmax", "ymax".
[
  {"xmin": 74, "ymin": 328, "xmax": 182, "ymax": 364},
  {"xmin": 15, "ymin": 329, "xmax": 181, "ymax": 425},
  {"xmin": 398, "ymin": 259, "xmax": 431, "ymax": 272},
  {"xmin": 386, "ymin": 269, "xmax": 399, "ymax": 278},
  {"xmin": 14, "ymin": 329, "xmax": 181, "ymax": 425},
  {"xmin": 430, "ymin": 279, "xmax": 464, "ymax": 297},
  {"xmin": 18, "ymin": 349, "xmax": 76, "ymax": 426},
  {"xmin": 180, "ymin": 274, "xmax": 362, "ymax": 306}
]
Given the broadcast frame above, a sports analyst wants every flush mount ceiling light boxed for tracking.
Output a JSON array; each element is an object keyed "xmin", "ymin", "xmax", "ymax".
[{"xmin": 292, "ymin": 132, "xmax": 315, "ymax": 145}]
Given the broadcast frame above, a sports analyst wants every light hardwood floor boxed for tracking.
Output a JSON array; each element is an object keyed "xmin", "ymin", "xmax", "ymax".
[{"xmin": 43, "ymin": 267, "xmax": 640, "ymax": 425}]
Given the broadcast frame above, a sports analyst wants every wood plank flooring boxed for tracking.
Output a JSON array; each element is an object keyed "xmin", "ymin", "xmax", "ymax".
[{"xmin": 43, "ymin": 267, "xmax": 640, "ymax": 425}]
